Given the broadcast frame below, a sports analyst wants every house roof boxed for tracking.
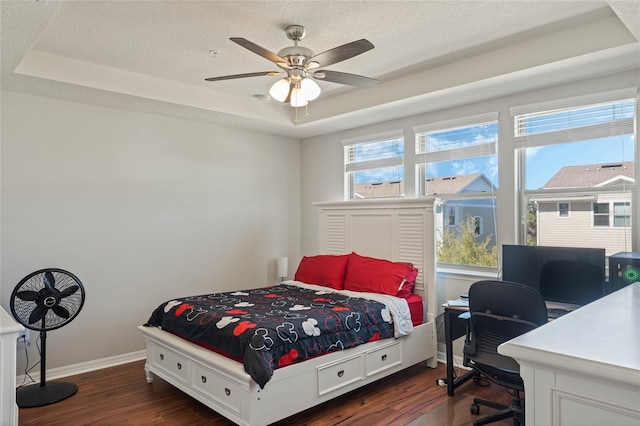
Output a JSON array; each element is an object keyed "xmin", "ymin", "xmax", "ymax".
[
  {"xmin": 1, "ymin": 1, "xmax": 638, "ymax": 138},
  {"xmin": 425, "ymin": 173, "xmax": 495, "ymax": 195},
  {"xmin": 542, "ymin": 161, "xmax": 635, "ymax": 189},
  {"xmin": 354, "ymin": 173, "xmax": 495, "ymax": 198},
  {"xmin": 354, "ymin": 181, "xmax": 404, "ymax": 199}
]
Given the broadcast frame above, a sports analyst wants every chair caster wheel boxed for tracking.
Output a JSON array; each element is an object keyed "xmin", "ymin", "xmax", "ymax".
[{"xmin": 470, "ymin": 403, "xmax": 480, "ymax": 415}]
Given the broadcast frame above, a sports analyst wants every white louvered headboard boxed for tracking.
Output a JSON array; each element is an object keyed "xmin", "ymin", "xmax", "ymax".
[{"xmin": 314, "ymin": 199, "xmax": 436, "ymax": 323}]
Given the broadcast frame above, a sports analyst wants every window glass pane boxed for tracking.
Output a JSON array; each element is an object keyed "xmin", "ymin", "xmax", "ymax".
[
  {"xmin": 436, "ymin": 198, "xmax": 497, "ymax": 267},
  {"xmin": 614, "ymin": 202, "xmax": 631, "ymax": 227},
  {"xmin": 614, "ymin": 216, "xmax": 631, "ymax": 227},
  {"xmin": 593, "ymin": 203, "xmax": 609, "ymax": 214},
  {"xmin": 524, "ymin": 137, "xmax": 633, "ymax": 191},
  {"xmin": 593, "ymin": 214, "xmax": 609, "ymax": 227},
  {"xmin": 558, "ymin": 202, "xmax": 570, "ymax": 217},
  {"xmin": 593, "ymin": 202, "xmax": 610, "ymax": 227},
  {"xmin": 352, "ymin": 167, "xmax": 404, "ymax": 199},
  {"xmin": 419, "ymin": 122, "xmax": 497, "ymax": 152},
  {"xmin": 424, "ymin": 155, "xmax": 498, "ymax": 195}
]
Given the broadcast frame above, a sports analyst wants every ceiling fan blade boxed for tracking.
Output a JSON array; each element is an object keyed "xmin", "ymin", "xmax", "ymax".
[
  {"xmin": 310, "ymin": 39, "xmax": 374, "ymax": 68},
  {"xmin": 314, "ymin": 70, "xmax": 379, "ymax": 87},
  {"xmin": 205, "ymin": 71, "xmax": 282, "ymax": 82},
  {"xmin": 230, "ymin": 37, "xmax": 287, "ymax": 64}
]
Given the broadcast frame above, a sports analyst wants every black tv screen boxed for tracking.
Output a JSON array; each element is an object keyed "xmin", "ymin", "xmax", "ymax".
[{"xmin": 502, "ymin": 244, "xmax": 605, "ymax": 306}]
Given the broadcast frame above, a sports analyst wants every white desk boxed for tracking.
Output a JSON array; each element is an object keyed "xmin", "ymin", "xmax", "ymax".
[
  {"xmin": 499, "ymin": 282, "xmax": 640, "ymax": 426},
  {"xmin": 1, "ymin": 306, "xmax": 24, "ymax": 426}
]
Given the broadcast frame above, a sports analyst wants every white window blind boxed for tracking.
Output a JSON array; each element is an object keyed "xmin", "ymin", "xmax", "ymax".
[
  {"xmin": 513, "ymin": 98, "xmax": 635, "ymax": 149},
  {"xmin": 343, "ymin": 130, "xmax": 404, "ymax": 173},
  {"xmin": 414, "ymin": 112, "xmax": 498, "ymax": 164}
]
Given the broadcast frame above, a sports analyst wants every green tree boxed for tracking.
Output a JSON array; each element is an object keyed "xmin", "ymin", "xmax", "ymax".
[
  {"xmin": 437, "ymin": 215, "xmax": 498, "ymax": 267},
  {"xmin": 526, "ymin": 200, "xmax": 537, "ymax": 245}
]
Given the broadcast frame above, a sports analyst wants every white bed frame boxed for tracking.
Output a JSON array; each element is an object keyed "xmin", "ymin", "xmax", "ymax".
[{"xmin": 138, "ymin": 199, "xmax": 438, "ymax": 425}]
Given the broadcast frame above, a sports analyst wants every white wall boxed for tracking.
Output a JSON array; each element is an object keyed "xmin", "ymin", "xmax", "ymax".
[{"xmin": 0, "ymin": 91, "xmax": 300, "ymax": 371}]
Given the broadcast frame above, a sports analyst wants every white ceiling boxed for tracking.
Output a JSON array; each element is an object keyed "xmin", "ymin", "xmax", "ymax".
[{"xmin": 2, "ymin": 1, "xmax": 639, "ymax": 139}]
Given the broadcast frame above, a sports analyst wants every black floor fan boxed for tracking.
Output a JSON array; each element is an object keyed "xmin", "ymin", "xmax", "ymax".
[{"xmin": 10, "ymin": 268, "xmax": 86, "ymax": 408}]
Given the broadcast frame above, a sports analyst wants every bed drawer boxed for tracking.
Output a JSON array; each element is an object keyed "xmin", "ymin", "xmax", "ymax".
[
  {"xmin": 317, "ymin": 355, "xmax": 363, "ymax": 396},
  {"xmin": 152, "ymin": 343, "xmax": 189, "ymax": 384},
  {"xmin": 191, "ymin": 363, "xmax": 242, "ymax": 414},
  {"xmin": 366, "ymin": 341, "xmax": 402, "ymax": 376}
]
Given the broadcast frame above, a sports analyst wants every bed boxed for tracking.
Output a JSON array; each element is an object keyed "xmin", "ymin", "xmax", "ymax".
[{"xmin": 138, "ymin": 199, "xmax": 437, "ymax": 425}]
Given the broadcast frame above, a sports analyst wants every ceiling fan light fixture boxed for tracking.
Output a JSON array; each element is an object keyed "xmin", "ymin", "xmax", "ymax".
[
  {"xmin": 269, "ymin": 78, "xmax": 290, "ymax": 102},
  {"xmin": 301, "ymin": 77, "xmax": 321, "ymax": 101},
  {"xmin": 290, "ymin": 86, "xmax": 308, "ymax": 107}
]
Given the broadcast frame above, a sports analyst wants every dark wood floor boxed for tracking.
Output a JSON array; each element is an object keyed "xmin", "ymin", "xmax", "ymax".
[{"xmin": 19, "ymin": 360, "xmax": 514, "ymax": 425}]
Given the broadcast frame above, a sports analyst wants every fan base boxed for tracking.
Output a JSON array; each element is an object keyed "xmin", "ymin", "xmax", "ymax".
[{"xmin": 17, "ymin": 381, "xmax": 78, "ymax": 408}]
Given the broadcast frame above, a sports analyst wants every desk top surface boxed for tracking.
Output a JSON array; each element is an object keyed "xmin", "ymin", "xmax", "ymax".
[{"xmin": 499, "ymin": 282, "xmax": 640, "ymax": 377}]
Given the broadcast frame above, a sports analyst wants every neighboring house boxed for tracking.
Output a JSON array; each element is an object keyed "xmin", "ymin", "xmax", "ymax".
[
  {"xmin": 431, "ymin": 174, "xmax": 498, "ymax": 247},
  {"xmin": 534, "ymin": 162, "xmax": 634, "ymax": 255},
  {"xmin": 355, "ymin": 174, "xmax": 498, "ymax": 246}
]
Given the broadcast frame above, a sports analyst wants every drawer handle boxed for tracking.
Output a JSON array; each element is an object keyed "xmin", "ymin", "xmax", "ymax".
[
  {"xmin": 159, "ymin": 354, "xmax": 164, "ymax": 360},
  {"xmin": 337, "ymin": 370, "xmax": 344, "ymax": 378},
  {"xmin": 225, "ymin": 388, "xmax": 231, "ymax": 396},
  {"xmin": 381, "ymin": 354, "xmax": 387, "ymax": 361},
  {"xmin": 177, "ymin": 362, "xmax": 182, "ymax": 370},
  {"xmin": 201, "ymin": 376, "xmax": 207, "ymax": 384}
]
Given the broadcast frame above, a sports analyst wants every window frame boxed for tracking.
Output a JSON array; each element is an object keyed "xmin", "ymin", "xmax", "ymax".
[
  {"xmin": 593, "ymin": 202, "xmax": 610, "ymax": 227},
  {"xmin": 512, "ymin": 89, "xmax": 636, "ymax": 248},
  {"xmin": 558, "ymin": 202, "xmax": 571, "ymax": 218},
  {"xmin": 613, "ymin": 202, "xmax": 631, "ymax": 228},
  {"xmin": 413, "ymin": 112, "xmax": 500, "ymax": 269},
  {"xmin": 343, "ymin": 130, "xmax": 405, "ymax": 200}
]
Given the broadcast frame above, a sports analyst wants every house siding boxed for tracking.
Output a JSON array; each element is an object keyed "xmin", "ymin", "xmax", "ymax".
[{"xmin": 538, "ymin": 194, "xmax": 632, "ymax": 256}]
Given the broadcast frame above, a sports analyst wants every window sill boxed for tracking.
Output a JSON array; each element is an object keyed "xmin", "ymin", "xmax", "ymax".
[{"xmin": 436, "ymin": 263, "xmax": 499, "ymax": 280}]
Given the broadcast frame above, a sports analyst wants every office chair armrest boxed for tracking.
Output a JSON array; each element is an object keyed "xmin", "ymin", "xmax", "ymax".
[{"xmin": 461, "ymin": 312, "xmax": 476, "ymax": 357}]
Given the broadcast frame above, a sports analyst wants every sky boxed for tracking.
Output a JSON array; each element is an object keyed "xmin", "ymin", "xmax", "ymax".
[{"xmin": 353, "ymin": 100, "xmax": 635, "ymax": 191}]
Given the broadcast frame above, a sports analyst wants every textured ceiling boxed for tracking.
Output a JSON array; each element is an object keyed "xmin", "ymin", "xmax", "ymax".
[{"xmin": 2, "ymin": 1, "xmax": 639, "ymax": 138}]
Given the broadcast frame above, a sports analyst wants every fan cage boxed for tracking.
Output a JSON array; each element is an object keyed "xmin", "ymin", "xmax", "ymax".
[{"xmin": 11, "ymin": 269, "xmax": 85, "ymax": 331}]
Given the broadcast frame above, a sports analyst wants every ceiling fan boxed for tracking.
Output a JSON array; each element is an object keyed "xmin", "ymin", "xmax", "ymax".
[{"xmin": 205, "ymin": 25, "xmax": 378, "ymax": 107}]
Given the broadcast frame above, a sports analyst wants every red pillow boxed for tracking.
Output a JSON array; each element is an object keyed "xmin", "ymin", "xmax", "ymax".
[
  {"xmin": 344, "ymin": 253, "xmax": 417, "ymax": 297},
  {"xmin": 294, "ymin": 254, "xmax": 350, "ymax": 290},
  {"xmin": 396, "ymin": 263, "xmax": 418, "ymax": 298}
]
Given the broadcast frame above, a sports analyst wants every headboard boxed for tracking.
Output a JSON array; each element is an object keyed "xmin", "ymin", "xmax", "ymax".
[{"xmin": 314, "ymin": 198, "xmax": 436, "ymax": 323}]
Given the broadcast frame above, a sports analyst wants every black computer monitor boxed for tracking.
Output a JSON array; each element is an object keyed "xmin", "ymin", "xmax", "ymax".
[{"xmin": 502, "ymin": 244, "xmax": 605, "ymax": 306}]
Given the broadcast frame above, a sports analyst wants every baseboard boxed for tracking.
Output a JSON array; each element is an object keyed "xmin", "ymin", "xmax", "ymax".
[
  {"xmin": 17, "ymin": 350, "xmax": 146, "ymax": 384},
  {"xmin": 436, "ymin": 350, "xmax": 468, "ymax": 369}
]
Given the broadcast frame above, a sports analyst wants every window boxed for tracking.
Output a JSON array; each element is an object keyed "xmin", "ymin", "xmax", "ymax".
[
  {"xmin": 473, "ymin": 216, "xmax": 483, "ymax": 236},
  {"xmin": 513, "ymin": 90, "xmax": 635, "ymax": 254},
  {"xmin": 558, "ymin": 202, "xmax": 570, "ymax": 218},
  {"xmin": 344, "ymin": 130, "xmax": 404, "ymax": 199},
  {"xmin": 415, "ymin": 113, "xmax": 499, "ymax": 268},
  {"xmin": 614, "ymin": 202, "xmax": 631, "ymax": 227},
  {"xmin": 593, "ymin": 202, "xmax": 609, "ymax": 226},
  {"xmin": 447, "ymin": 206, "xmax": 457, "ymax": 226}
]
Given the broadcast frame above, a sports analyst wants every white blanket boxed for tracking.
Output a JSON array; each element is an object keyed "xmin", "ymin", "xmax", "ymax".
[{"xmin": 286, "ymin": 280, "xmax": 414, "ymax": 338}]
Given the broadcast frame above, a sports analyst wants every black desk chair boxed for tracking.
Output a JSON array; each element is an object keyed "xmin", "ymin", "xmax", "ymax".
[{"xmin": 464, "ymin": 280, "xmax": 547, "ymax": 426}]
